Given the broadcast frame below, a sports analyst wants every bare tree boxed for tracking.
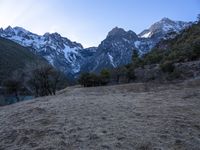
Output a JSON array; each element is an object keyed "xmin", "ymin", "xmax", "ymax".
[{"xmin": 26, "ymin": 64, "xmax": 65, "ymax": 97}]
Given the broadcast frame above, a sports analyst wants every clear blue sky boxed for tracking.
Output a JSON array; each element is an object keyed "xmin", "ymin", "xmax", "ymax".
[{"xmin": 0, "ymin": 0, "xmax": 199, "ymax": 47}]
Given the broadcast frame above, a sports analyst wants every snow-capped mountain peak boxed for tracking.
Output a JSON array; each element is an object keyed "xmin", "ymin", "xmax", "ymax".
[
  {"xmin": 13, "ymin": 26, "xmax": 30, "ymax": 34},
  {"xmin": 139, "ymin": 18, "xmax": 191, "ymax": 43},
  {"xmin": 3, "ymin": 26, "xmax": 30, "ymax": 36},
  {"xmin": 0, "ymin": 18, "xmax": 192, "ymax": 76},
  {"xmin": 0, "ymin": 26, "xmax": 85, "ymax": 75},
  {"xmin": 140, "ymin": 31, "xmax": 152, "ymax": 38}
]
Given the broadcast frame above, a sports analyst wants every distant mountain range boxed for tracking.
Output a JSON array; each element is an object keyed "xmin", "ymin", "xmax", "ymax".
[{"xmin": 0, "ymin": 18, "xmax": 192, "ymax": 76}]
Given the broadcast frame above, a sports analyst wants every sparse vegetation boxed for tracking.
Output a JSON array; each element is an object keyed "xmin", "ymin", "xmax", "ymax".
[{"xmin": 79, "ymin": 70, "xmax": 111, "ymax": 87}]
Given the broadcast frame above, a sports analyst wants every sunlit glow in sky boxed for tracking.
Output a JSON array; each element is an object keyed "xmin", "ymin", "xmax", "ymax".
[{"xmin": 0, "ymin": 0, "xmax": 199, "ymax": 47}]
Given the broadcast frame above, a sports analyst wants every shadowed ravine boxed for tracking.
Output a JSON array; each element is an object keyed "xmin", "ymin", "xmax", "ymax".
[{"xmin": 0, "ymin": 79, "xmax": 200, "ymax": 150}]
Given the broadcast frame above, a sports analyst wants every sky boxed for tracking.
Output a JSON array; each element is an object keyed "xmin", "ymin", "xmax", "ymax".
[{"xmin": 0, "ymin": 0, "xmax": 199, "ymax": 48}]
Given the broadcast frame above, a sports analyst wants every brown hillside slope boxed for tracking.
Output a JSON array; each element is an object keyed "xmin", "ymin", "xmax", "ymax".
[{"xmin": 0, "ymin": 80, "xmax": 200, "ymax": 149}]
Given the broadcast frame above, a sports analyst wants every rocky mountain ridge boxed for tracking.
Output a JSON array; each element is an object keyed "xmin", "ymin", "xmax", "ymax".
[{"xmin": 0, "ymin": 18, "xmax": 191, "ymax": 75}]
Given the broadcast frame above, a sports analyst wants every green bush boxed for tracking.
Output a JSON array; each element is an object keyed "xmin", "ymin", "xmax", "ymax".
[
  {"xmin": 100, "ymin": 69, "xmax": 110, "ymax": 85},
  {"xmin": 143, "ymin": 51, "xmax": 164, "ymax": 65},
  {"xmin": 126, "ymin": 65, "xmax": 136, "ymax": 82},
  {"xmin": 166, "ymin": 70, "xmax": 181, "ymax": 80},
  {"xmin": 192, "ymin": 41, "xmax": 200, "ymax": 59},
  {"xmin": 132, "ymin": 49, "xmax": 143, "ymax": 67},
  {"xmin": 79, "ymin": 72, "xmax": 110, "ymax": 87},
  {"xmin": 160, "ymin": 61, "xmax": 175, "ymax": 73}
]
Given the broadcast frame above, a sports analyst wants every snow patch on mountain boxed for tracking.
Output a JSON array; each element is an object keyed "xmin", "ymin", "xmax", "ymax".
[
  {"xmin": 108, "ymin": 53, "xmax": 116, "ymax": 67},
  {"xmin": 134, "ymin": 41, "xmax": 141, "ymax": 48},
  {"xmin": 45, "ymin": 55, "xmax": 54, "ymax": 65},
  {"xmin": 63, "ymin": 44, "xmax": 79, "ymax": 63},
  {"xmin": 141, "ymin": 32, "xmax": 151, "ymax": 38}
]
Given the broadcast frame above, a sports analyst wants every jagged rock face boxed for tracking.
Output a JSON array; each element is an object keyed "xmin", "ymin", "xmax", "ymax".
[
  {"xmin": 82, "ymin": 27, "xmax": 139, "ymax": 72},
  {"xmin": 0, "ymin": 18, "xmax": 191, "ymax": 75}
]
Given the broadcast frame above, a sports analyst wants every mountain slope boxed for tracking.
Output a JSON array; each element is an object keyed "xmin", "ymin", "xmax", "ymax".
[{"xmin": 0, "ymin": 37, "xmax": 47, "ymax": 84}]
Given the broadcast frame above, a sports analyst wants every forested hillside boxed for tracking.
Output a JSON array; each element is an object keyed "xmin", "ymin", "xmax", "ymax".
[{"xmin": 0, "ymin": 37, "xmax": 47, "ymax": 84}]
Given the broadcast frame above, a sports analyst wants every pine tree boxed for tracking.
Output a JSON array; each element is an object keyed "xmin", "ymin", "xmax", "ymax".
[
  {"xmin": 132, "ymin": 49, "xmax": 142, "ymax": 67},
  {"xmin": 197, "ymin": 14, "xmax": 200, "ymax": 23}
]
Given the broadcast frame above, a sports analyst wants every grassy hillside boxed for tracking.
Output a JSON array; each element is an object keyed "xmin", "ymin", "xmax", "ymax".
[
  {"xmin": 0, "ymin": 80, "xmax": 200, "ymax": 149},
  {"xmin": 0, "ymin": 37, "xmax": 48, "ymax": 84}
]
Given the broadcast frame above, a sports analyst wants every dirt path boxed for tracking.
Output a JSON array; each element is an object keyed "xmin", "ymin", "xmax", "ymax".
[{"xmin": 0, "ymin": 80, "xmax": 200, "ymax": 150}]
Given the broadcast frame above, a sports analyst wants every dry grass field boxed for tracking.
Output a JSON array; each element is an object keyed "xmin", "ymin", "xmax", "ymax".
[{"xmin": 0, "ymin": 79, "xmax": 200, "ymax": 150}]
